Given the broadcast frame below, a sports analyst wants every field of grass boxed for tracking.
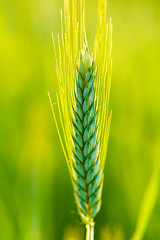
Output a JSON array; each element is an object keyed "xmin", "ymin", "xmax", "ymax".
[{"xmin": 0, "ymin": 0, "xmax": 160, "ymax": 239}]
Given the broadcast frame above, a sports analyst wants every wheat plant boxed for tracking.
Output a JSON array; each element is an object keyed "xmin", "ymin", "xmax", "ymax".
[{"xmin": 49, "ymin": 0, "xmax": 112, "ymax": 239}]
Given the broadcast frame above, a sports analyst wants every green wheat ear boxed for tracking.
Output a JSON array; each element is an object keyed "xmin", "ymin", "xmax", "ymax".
[
  {"xmin": 72, "ymin": 47, "xmax": 102, "ymax": 225},
  {"xmin": 49, "ymin": 0, "xmax": 112, "ymax": 238}
]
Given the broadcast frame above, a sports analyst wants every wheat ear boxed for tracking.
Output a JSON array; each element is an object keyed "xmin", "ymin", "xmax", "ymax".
[
  {"xmin": 72, "ymin": 47, "xmax": 103, "ymax": 225},
  {"xmin": 49, "ymin": 0, "xmax": 112, "ymax": 239}
]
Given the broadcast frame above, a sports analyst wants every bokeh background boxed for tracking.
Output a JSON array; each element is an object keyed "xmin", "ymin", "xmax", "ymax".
[{"xmin": 0, "ymin": 0, "xmax": 160, "ymax": 239}]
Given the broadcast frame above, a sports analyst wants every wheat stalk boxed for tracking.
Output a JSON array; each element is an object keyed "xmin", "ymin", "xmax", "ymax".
[{"xmin": 49, "ymin": 0, "xmax": 112, "ymax": 239}]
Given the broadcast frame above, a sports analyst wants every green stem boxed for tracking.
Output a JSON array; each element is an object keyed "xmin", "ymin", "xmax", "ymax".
[{"xmin": 86, "ymin": 221, "xmax": 95, "ymax": 240}]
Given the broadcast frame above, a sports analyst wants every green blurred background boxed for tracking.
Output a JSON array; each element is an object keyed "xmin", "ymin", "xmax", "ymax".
[{"xmin": 0, "ymin": 0, "xmax": 160, "ymax": 239}]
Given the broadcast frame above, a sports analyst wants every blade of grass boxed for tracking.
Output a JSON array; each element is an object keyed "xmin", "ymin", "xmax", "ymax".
[{"xmin": 130, "ymin": 157, "xmax": 159, "ymax": 240}]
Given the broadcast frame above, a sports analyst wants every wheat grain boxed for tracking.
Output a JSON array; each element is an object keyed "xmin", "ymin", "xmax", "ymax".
[
  {"xmin": 72, "ymin": 46, "xmax": 102, "ymax": 225},
  {"xmin": 49, "ymin": 0, "xmax": 112, "ymax": 238}
]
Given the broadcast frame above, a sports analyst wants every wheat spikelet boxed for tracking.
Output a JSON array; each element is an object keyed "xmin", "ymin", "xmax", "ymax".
[{"xmin": 49, "ymin": 0, "xmax": 112, "ymax": 233}]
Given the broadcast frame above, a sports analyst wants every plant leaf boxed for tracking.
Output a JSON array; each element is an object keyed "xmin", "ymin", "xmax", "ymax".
[{"xmin": 130, "ymin": 158, "xmax": 159, "ymax": 240}]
